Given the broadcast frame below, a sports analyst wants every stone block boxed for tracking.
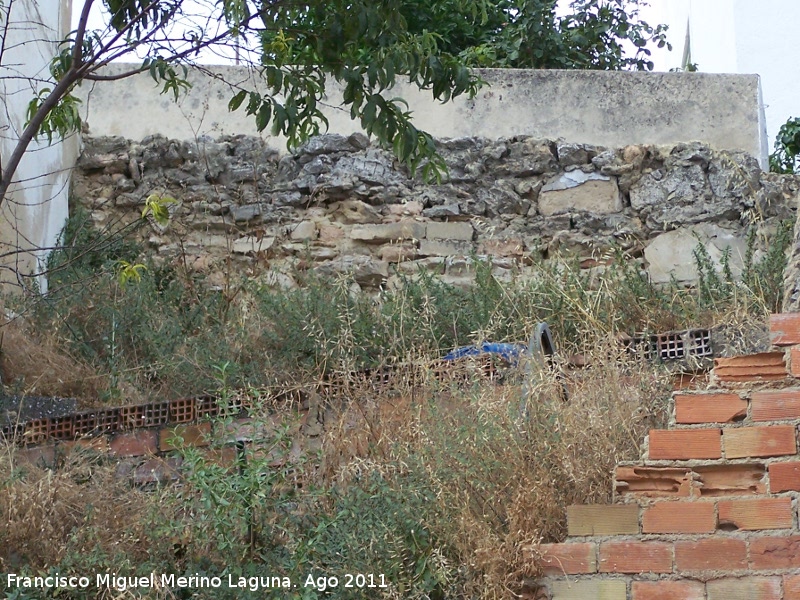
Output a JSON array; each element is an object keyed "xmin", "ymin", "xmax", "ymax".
[
  {"xmin": 232, "ymin": 235, "xmax": 275, "ymax": 254},
  {"xmin": 644, "ymin": 224, "xmax": 747, "ymax": 285},
  {"xmin": 350, "ymin": 221, "xmax": 426, "ymax": 243},
  {"xmin": 290, "ymin": 220, "xmax": 317, "ymax": 240},
  {"xmin": 425, "ymin": 221, "xmax": 474, "ymax": 241},
  {"xmin": 417, "ymin": 239, "xmax": 472, "ymax": 257},
  {"xmin": 538, "ymin": 172, "xmax": 622, "ymax": 215}
]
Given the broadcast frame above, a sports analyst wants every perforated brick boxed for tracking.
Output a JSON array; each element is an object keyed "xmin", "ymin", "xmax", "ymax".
[
  {"xmin": 72, "ymin": 411, "xmax": 98, "ymax": 436},
  {"xmin": 718, "ymin": 497, "xmax": 793, "ymax": 531},
  {"xmin": 23, "ymin": 419, "xmax": 50, "ymax": 445},
  {"xmin": 674, "ymin": 393, "xmax": 747, "ymax": 424},
  {"xmin": 195, "ymin": 395, "xmax": 220, "ymax": 419},
  {"xmin": 144, "ymin": 401, "xmax": 170, "ymax": 426},
  {"xmin": 48, "ymin": 415, "xmax": 74, "ymax": 440},
  {"xmin": 567, "ymin": 504, "xmax": 639, "ymax": 536},
  {"xmin": 94, "ymin": 408, "xmax": 120, "ymax": 433},
  {"xmin": 723, "ymin": 425, "xmax": 796, "ymax": 459},
  {"xmin": 749, "ymin": 535, "xmax": 800, "ymax": 570},
  {"xmin": 170, "ymin": 397, "xmax": 196, "ymax": 423},
  {"xmin": 119, "ymin": 405, "xmax": 147, "ymax": 429},
  {"xmin": 649, "ymin": 428, "xmax": 722, "ymax": 460},
  {"xmin": 675, "ymin": 538, "xmax": 747, "ymax": 572},
  {"xmin": 642, "ymin": 501, "xmax": 715, "ymax": 534},
  {"xmin": 599, "ymin": 541, "xmax": 672, "ymax": 574}
]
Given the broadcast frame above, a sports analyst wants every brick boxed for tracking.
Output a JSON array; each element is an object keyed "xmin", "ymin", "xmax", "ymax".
[
  {"xmin": 549, "ymin": 579, "xmax": 626, "ymax": 600},
  {"xmin": 642, "ymin": 501, "xmax": 715, "ymax": 534},
  {"xmin": 631, "ymin": 580, "xmax": 704, "ymax": 600},
  {"xmin": 14, "ymin": 444, "xmax": 58, "ymax": 469},
  {"xmin": 198, "ymin": 446, "xmax": 240, "ymax": 471},
  {"xmin": 751, "ymin": 390, "xmax": 800, "ymax": 421},
  {"xmin": 693, "ymin": 463, "xmax": 767, "ymax": 497},
  {"xmin": 648, "ymin": 429, "xmax": 721, "ymax": 460},
  {"xmin": 769, "ymin": 461, "xmax": 800, "ymax": 492},
  {"xmin": 706, "ymin": 577, "xmax": 781, "ymax": 600},
  {"xmin": 159, "ymin": 422, "xmax": 212, "ymax": 452},
  {"xmin": 770, "ymin": 313, "xmax": 800, "ymax": 346},
  {"xmin": 749, "ymin": 535, "xmax": 800, "ymax": 570},
  {"xmin": 675, "ymin": 393, "xmax": 747, "ymax": 424},
  {"xmin": 786, "ymin": 575, "xmax": 800, "ymax": 600},
  {"xmin": 614, "ymin": 466, "xmax": 692, "ymax": 498},
  {"xmin": 675, "ymin": 538, "xmax": 747, "ymax": 571},
  {"xmin": 714, "ymin": 352, "xmax": 787, "ymax": 382},
  {"xmin": 567, "ymin": 504, "xmax": 639, "ymax": 536},
  {"xmin": 723, "ymin": 425, "xmax": 796, "ymax": 458},
  {"xmin": 599, "ymin": 541, "xmax": 672, "ymax": 574},
  {"xmin": 791, "ymin": 347, "xmax": 800, "ymax": 378},
  {"xmin": 132, "ymin": 456, "xmax": 183, "ymax": 485},
  {"xmin": 109, "ymin": 430, "xmax": 158, "ymax": 457},
  {"xmin": 718, "ymin": 497, "xmax": 794, "ymax": 531},
  {"xmin": 61, "ymin": 437, "xmax": 110, "ymax": 455},
  {"xmin": 538, "ymin": 542, "xmax": 597, "ymax": 575}
]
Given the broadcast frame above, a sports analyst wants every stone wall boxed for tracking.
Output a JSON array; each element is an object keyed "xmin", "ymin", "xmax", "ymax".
[{"xmin": 71, "ymin": 134, "xmax": 800, "ymax": 290}]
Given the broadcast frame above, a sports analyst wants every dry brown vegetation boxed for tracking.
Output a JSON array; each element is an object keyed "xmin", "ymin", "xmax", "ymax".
[{"xmin": 1, "ymin": 345, "xmax": 672, "ymax": 599}]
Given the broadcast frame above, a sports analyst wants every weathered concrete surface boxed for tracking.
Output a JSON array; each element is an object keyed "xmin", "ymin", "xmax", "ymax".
[{"xmin": 76, "ymin": 66, "xmax": 767, "ymax": 166}]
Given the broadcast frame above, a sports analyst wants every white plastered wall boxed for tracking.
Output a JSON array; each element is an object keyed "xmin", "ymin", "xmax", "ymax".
[{"xmin": 0, "ymin": 0, "xmax": 77, "ymax": 293}]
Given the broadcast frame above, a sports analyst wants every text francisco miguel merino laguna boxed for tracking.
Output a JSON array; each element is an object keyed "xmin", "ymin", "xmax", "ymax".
[{"xmin": 8, "ymin": 572, "xmax": 390, "ymax": 592}]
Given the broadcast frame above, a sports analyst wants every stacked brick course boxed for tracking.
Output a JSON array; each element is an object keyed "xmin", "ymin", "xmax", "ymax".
[{"xmin": 536, "ymin": 314, "xmax": 800, "ymax": 599}]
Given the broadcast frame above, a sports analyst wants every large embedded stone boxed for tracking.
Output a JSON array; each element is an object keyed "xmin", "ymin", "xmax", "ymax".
[
  {"xmin": 350, "ymin": 221, "xmax": 426, "ymax": 243},
  {"xmin": 644, "ymin": 224, "xmax": 747, "ymax": 285},
  {"xmin": 425, "ymin": 221, "xmax": 474, "ymax": 241},
  {"xmin": 538, "ymin": 171, "xmax": 622, "ymax": 215}
]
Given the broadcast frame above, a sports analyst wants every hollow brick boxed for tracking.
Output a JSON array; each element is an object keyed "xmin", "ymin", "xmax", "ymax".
[
  {"xmin": 109, "ymin": 430, "xmax": 158, "ymax": 457},
  {"xmin": 614, "ymin": 466, "xmax": 692, "ymax": 499}
]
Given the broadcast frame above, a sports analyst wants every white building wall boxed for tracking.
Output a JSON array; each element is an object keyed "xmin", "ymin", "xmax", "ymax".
[
  {"xmin": 654, "ymin": 0, "xmax": 800, "ymax": 148},
  {"xmin": 0, "ymin": 0, "xmax": 77, "ymax": 293}
]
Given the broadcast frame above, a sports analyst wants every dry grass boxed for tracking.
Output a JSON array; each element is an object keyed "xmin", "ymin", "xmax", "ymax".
[
  {"xmin": 0, "ymin": 345, "xmax": 672, "ymax": 598},
  {"xmin": 0, "ymin": 446, "xmax": 153, "ymax": 572},
  {"xmin": 318, "ymin": 345, "xmax": 673, "ymax": 597},
  {"xmin": 0, "ymin": 316, "xmax": 108, "ymax": 402}
]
